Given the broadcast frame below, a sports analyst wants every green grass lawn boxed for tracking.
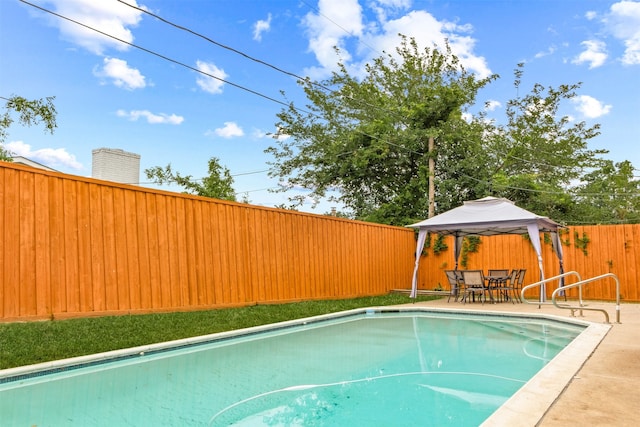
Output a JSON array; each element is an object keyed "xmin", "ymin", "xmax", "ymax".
[{"xmin": 0, "ymin": 294, "xmax": 436, "ymax": 370}]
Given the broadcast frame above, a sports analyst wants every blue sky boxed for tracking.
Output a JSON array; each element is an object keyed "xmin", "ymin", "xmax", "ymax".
[{"xmin": 1, "ymin": 0, "xmax": 639, "ymax": 214}]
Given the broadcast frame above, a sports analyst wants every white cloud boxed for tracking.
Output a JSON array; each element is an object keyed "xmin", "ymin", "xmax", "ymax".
[
  {"xmin": 271, "ymin": 126, "xmax": 291, "ymax": 141},
  {"xmin": 375, "ymin": 0, "xmax": 412, "ymax": 8},
  {"xmin": 252, "ymin": 129, "xmax": 267, "ymax": 139},
  {"xmin": 33, "ymin": 0, "xmax": 145, "ymax": 55},
  {"xmin": 302, "ymin": 2, "xmax": 491, "ymax": 80},
  {"xmin": 5, "ymin": 140, "xmax": 83, "ymax": 170},
  {"xmin": 572, "ymin": 40, "xmax": 608, "ymax": 68},
  {"xmin": 534, "ymin": 45, "xmax": 557, "ymax": 59},
  {"xmin": 370, "ymin": 0, "xmax": 411, "ymax": 22},
  {"xmin": 302, "ymin": 0, "xmax": 364, "ymax": 75},
  {"xmin": 251, "ymin": 127, "xmax": 290, "ymax": 141},
  {"xmin": 195, "ymin": 60, "xmax": 228, "ymax": 94},
  {"xmin": 253, "ymin": 13, "xmax": 272, "ymax": 41},
  {"xmin": 375, "ymin": 11, "xmax": 491, "ymax": 78},
  {"xmin": 571, "ymin": 95, "xmax": 612, "ymax": 118},
  {"xmin": 116, "ymin": 109, "xmax": 184, "ymax": 124},
  {"xmin": 94, "ymin": 57, "xmax": 146, "ymax": 90},
  {"xmin": 525, "ymin": 99, "xmax": 553, "ymax": 117},
  {"xmin": 605, "ymin": 0, "xmax": 640, "ymax": 65},
  {"xmin": 210, "ymin": 122, "xmax": 244, "ymax": 138},
  {"xmin": 585, "ymin": 11, "xmax": 598, "ymax": 20},
  {"xmin": 485, "ymin": 100, "xmax": 501, "ymax": 111}
]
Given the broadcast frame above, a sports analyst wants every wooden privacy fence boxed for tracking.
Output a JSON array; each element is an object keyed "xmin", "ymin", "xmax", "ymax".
[
  {"xmin": 0, "ymin": 163, "xmax": 416, "ymax": 321},
  {"xmin": 1, "ymin": 162, "xmax": 639, "ymax": 321}
]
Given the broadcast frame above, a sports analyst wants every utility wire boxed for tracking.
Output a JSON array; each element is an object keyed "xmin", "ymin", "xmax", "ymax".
[
  {"xmin": 93, "ymin": 0, "xmax": 596, "ymax": 169},
  {"xmin": 234, "ymin": 186, "xmax": 280, "ymax": 195},
  {"xmin": 232, "ymin": 168, "xmax": 270, "ymax": 176},
  {"xmin": 19, "ymin": 0, "xmax": 298, "ymax": 111},
  {"xmin": 19, "ymin": 1, "xmax": 637, "ymax": 200},
  {"xmin": 458, "ymin": 168, "xmax": 639, "ymax": 197},
  {"xmin": 120, "ymin": 0, "xmax": 625, "ymax": 175},
  {"xmin": 116, "ymin": 0, "xmax": 315, "ymax": 85},
  {"xmin": 116, "ymin": 0, "xmax": 421, "ymax": 130},
  {"xmin": 18, "ymin": 0, "xmax": 425, "ymax": 189},
  {"xmin": 298, "ymin": 0, "xmax": 382, "ymax": 57},
  {"xmin": 133, "ymin": 168, "xmax": 271, "ymax": 186},
  {"xmin": 21, "ymin": 0, "xmax": 420, "ymax": 157}
]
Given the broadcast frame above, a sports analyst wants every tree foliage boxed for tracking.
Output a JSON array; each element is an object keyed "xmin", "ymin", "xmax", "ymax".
[
  {"xmin": 572, "ymin": 160, "xmax": 640, "ymax": 224},
  {"xmin": 145, "ymin": 157, "xmax": 237, "ymax": 201},
  {"xmin": 268, "ymin": 38, "xmax": 635, "ymax": 225},
  {"xmin": 267, "ymin": 37, "xmax": 495, "ymax": 225},
  {"xmin": 485, "ymin": 64, "xmax": 606, "ymax": 218},
  {"xmin": 1, "ymin": 95, "xmax": 57, "ymax": 161}
]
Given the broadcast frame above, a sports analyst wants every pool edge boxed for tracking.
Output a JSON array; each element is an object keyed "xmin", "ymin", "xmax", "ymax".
[{"xmin": 480, "ymin": 318, "xmax": 610, "ymax": 427}]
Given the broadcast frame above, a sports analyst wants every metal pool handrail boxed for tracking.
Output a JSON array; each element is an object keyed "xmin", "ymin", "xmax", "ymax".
[
  {"xmin": 520, "ymin": 271, "xmax": 584, "ymax": 308},
  {"xmin": 551, "ymin": 273, "xmax": 621, "ymax": 324}
]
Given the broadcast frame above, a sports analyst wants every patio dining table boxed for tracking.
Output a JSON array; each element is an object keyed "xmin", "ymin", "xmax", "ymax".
[
  {"xmin": 455, "ymin": 270, "xmax": 516, "ymax": 304},
  {"xmin": 451, "ymin": 269, "xmax": 524, "ymax": 304},
  {"xmin": 485, "ymin": 272, "xmax": 514, "ymax": 303}
]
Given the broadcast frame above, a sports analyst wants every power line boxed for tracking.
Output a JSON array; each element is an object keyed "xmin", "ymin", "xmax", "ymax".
[
  {"xmin": 458, "ymin": 168, "xmax": 640, "ymax": 197},
  {"xmin": 232, "ymin": 168, "xmax": 270, "ymax": 177},
  {"xmin": 20, "ymin": 0, "xmax": 419, "ymax": 156},
  {"xmin": 116, "ymin": 0, "xmax": 400, "ymax": 127},
  {"xmin": 18, "ymin": 0, "xmax": 428, "ymax": 193},
  {"xmin": 234, "ymin": 186, "xmax": 280, "ymax": 195},
  {"xmin": 116, "ymin": 0, "xmax": 417, "ymax": 126},
  {"xmin": 134, "ymin": 168, "xmax": 270, "ymax": 185},
  {"xmin": 117, "ymin": 0, "xmax": 380, "ymax": 93},
  {"xmin": 19, "ymin": 0, "xmax": 299, "ymax": 111},
  {"xmin": 298, "ymin": 0, "xmax": 382, "ymax": 57},
  {"xmin": 116, "ymin": 0, "xmax": 314, "ymax": 85},
  {"xmin": 34, "ymin": 0, "xmax": 550, "ymax": 171},
  {"xmin": 19, "ymin": 1, "xmax": 637, "ymax": 201}
]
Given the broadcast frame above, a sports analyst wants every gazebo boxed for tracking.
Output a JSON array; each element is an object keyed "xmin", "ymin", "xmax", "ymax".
[{"xmin": 407, "ymin": 197, "xmax": 565, "ymax": 300}]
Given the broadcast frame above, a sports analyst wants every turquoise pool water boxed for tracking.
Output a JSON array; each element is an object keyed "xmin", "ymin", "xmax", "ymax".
[{"xmin": 0, "ymin": 310, "xmax": 585, "ymax": 426}]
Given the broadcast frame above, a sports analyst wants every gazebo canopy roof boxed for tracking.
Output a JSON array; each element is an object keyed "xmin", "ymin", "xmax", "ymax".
[{"xmin": 407, "ymin": 197, "xmax": 563, "ymax": 236}]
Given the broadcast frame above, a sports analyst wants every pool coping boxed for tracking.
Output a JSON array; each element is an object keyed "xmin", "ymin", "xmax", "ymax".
[{"xmin": 0, "ymin": 306, "xmax": 610, "ymax": 426}]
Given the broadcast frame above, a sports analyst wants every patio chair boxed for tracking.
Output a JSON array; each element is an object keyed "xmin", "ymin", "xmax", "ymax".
[
  {"xmin": 461, "ymin": 270, "xmax": 487, "ymax": 304},
  {"xmin": 501, "ymin": 269, "xmax": 519, "ymax": 303},
  {"xmin": 444, "ymin": 270, "xmax": 464, "ymax": 302},
  {"xmin": 487, "ymin": 269, "xmax": 509, "ymax": 302},
  {"xmin": 487, "ymin": 269, "xmax": 509, "ymax": 277},
  {"xmin": 514, "ymin": 269, "xmax": 526, "ymax": 301}
]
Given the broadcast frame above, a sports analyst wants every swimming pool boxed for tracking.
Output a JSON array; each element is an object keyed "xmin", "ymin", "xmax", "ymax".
[{"xmin": 0, "ymin": 308, "xmax": 606, "ymax": 426}]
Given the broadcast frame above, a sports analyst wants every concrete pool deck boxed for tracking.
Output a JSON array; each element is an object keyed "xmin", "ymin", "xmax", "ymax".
[{"xmin": 402, "ymin": 298, "xmax": 640, "ymax": 426}]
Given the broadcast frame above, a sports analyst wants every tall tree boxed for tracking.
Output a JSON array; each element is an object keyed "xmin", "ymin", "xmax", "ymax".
[
  {"xmin": 145, "ymin": 157, "xmax": 237, "ymax": 201},
  {"xmin": 1, "ymin": 95, "xmax": 57, "ymax": 161},
  {"xmin": 267, "ymin": 37, "xmax": 495, "ymax": 225},
  {"xmin": 485, "ymin": 64, "xmax": 605, "ymax": 220}
]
